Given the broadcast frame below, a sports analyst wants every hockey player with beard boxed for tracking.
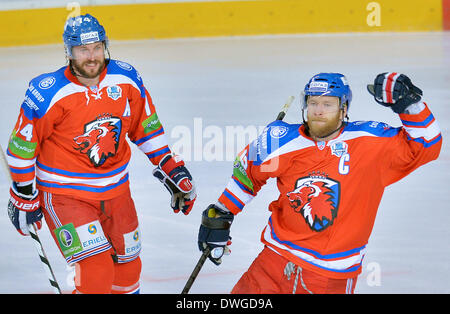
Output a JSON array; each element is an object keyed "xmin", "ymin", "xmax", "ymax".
[
  {"xmin": 6, "ymin": 14, "xmax": 196, "ymax": 294},
  {"xmin": 198, "ymin": 72, "xmax": 442, "ymax": 293}
]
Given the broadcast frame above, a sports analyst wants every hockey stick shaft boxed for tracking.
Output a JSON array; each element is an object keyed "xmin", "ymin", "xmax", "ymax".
[
  {"xmin": 29, "ymin": 224, "xmax": 62, "ymax": 294},
  {"xmin": 0, "ymin": 146, "xmax": 61, "ymax": 294},
  {"xmin": 276, "ymin": 96, "xmax": 295, "ymax": 121},
  {"xmin": 181, "ymin": 246, "xmax": 210, "ymax": 294}
]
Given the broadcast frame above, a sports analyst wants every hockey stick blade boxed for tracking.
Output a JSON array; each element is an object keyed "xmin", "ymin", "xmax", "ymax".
[
  {"xmin": 181, "ymin": 246, "xmax": 211, "ymax": 294},
  {"xmin": 367, "ymin": 84, "xmax": 375, "ymax": 96},
  {"xmin": 276, "ymin": 96, "xmax": 295, "ymax": 121},
  {"xmin": 0, "ymin": 145, "xmax": 62, "ymax": 294}
]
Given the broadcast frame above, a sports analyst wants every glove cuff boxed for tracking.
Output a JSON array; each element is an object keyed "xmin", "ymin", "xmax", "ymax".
[
  {"xmin": 201, "ymin": 204, "xmax": 234, "ymax": 229},
  {"xmin": 11, "ymin": 183, "xmax": 38, "ymax": 201},
  {"xmin": 9, "ymin": 187, "xmax": 40, "ymax": 212},
  {"xmin": 403, "ymin": 101, "xmax": 425, "ymax": 115},
  {"xmin": 159, "ymin": 153, "xmax": 185, "ymax": 174},
  {"xmin": 157, "ymin": 153, "xmax": 193, "ymax": 193}
]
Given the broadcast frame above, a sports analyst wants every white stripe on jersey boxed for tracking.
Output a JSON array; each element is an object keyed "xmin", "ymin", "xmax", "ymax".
[
  {"xmin": 36, "ymin": 163, "xmax": 129, "ymax": 187},
  {"xmin": 262, "ymin": 135, "xmax": 315, "ymax": 165},
  {"xmin": 263, "ymin": 221, "xmax": 367, "ymax": 273},
  {"xmin": 138, "ymin": 132, "xmax": 169, "ymax": 154},
  {"xmin": 225, "ymin": 177, "xmax": 255, "ymax": 204}
]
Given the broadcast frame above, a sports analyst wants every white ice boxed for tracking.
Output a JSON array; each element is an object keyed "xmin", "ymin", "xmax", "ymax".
[{"xmin": 0, "ymin": 31, "xmax": 449, "ymax": 294}]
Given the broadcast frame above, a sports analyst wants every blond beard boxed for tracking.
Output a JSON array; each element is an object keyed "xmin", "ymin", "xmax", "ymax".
[{"xmin": 307, "ymin": 110, "xmax": 344, "ymax": 140}]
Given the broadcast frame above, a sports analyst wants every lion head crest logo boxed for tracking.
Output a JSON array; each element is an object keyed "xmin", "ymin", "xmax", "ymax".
[
  {"xmin": 73, "ymin": 114, "xmax": 122, "ymax": 167},
  {"xmin": 287, "ymin": 175, "xmax": 340, "ymax": 232}
]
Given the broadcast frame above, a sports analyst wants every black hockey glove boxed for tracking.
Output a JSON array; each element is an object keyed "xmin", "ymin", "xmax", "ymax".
[
  {"xmin": 198, "ymin": 204, "xmax": 234, "ymax": 266},
  {"xmin": 153, "ymin": 153, "xmax": 196, "ymax": 215},
  {"xmin": 367, "ymin": 72, "xmax": 423, "ymax": 114}
]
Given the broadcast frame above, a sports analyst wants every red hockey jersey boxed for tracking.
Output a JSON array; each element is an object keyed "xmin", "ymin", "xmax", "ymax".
[
  {"xmin": 7, "ymin": 59, "xmax": 171, "ymax": 200},
  {"xmin": 218, "ymin": 102, "xmax": 442, "ymax": 279}
]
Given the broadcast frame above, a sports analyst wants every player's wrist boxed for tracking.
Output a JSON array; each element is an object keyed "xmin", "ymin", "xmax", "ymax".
[{"xmin": 402, "ymin": 101, "xmax": 425, "ymax": 115}]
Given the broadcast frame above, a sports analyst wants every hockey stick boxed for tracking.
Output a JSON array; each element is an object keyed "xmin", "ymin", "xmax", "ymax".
[
  {"xmin": 181, "ymin": 96, "xmax": 295, "ymax": 294},
  {"xmin": 0, "ymin": 146, "xmax": 62, "ymax": 294},
  {"xmin": 276, "ymin": 96, "xmax": 295, "ymax": 121},
  {"xmin": 181, "ymin": 246, "xmax": 210, "ymax": 294}
]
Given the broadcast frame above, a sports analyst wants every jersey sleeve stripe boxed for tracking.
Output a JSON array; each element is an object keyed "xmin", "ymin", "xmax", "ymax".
[
  {"xmin": 219, "ymin": 188, "xmax": 246, "ymax": 213},
  {"xmin": 400, "ymin": 105, "xmax": 441, "ymax": 143},
  {"xmin": 137, "ymin": 131, "xmax": 168, "ymax": 153},
  {"xmin": 400, "ymin": 113, "xmax": 435, "ymax": 127},
  {"xmin": 7, "ymin": 149, "xmax": 36, "ymax": 182},
  {"xmin": 226, "ymin": 178, "xmax": 255, "ymax": 205},
  {"xmin": 406, "ymin": 133, "xmax": 442, "ymax": 148},
  {"xmin": 133, "ymin": 126, "xmax": 164, "ymax": 145},
  {"xmin": 145, "ymin": 146, "xmax": 170, "ymax": 159},
  {"xmin": 9, "ymin": 165, "xmax": 35, "ymax": 174},
  {"xmin": 403, "ymin": 121, "xmax": 440, "ymax": 141}
]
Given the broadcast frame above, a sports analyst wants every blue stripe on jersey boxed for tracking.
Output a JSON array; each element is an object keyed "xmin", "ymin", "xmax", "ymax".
[
  {"xmin": 133, "ymin": 127, "xmax": 165, "ymax": 145},
  {"xmin": 36, "ymin": 160, "xmax": 128, "ymax": 178},
  {"xmin": 401, "ymin": 113, "xmax": 434, "ymax": 127},
  {"xmin": 269, "ymin": 234, "xmax": 362, "ymax": 273},
  {"xmin": 407, "ymin": 134, "xmax": 442, "ymax": 148},
  {"xmin": 268, "ymin": 217, "xmax": 366, "ymax": 262},
  {"xmin": 36, "ymin": 173, "xmax": 129, "ymax": 193},
  {"xmin": 223, "ymin": 189, "xmax": 245, "ymax": 210},
  {"xmin": 10, "ymin": 166, "xmax": 35, "ymax": 174},
  {"xmin": 146, "ymin": 147, "xmax": 170, "ymax": 159}
]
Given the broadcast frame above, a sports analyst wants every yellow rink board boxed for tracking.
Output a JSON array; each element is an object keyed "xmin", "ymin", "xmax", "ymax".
[{"xmin": 0, "ymin": 0, "xmax": 444, "ymax": 47}]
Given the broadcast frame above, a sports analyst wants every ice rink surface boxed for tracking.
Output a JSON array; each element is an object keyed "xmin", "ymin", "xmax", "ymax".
[{"xmin": 0, "ymin": 31, "xmax": 449, "ymax": 294}]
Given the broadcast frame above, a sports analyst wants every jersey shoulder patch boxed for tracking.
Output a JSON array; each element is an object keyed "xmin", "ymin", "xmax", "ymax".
[
  {"xmin": 344, "ymin": 120, "xmax": 400, "ymax": 138},
  {"xmin": 248, "ymin": 120, "xmax": 301, "ymax": 165},
  {"xmin": 107, "ymin": 59, "xmax": 145, "ymax": 96},
  {"xmin": 23, "ymin": 66, "xmax": 70, "ymax": 119}
]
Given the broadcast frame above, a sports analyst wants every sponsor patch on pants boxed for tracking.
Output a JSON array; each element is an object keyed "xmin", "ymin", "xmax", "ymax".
[
  {"xmin": 76, "ymin": 221, "xmax": 109, "ymax": 252},
  {"xmin": 54, "ymin": 223, "xmax": 83, "ymax": 258},
  {"xmin": 124, "ymin": 228, "xmax": 141, "ymax": 256}
]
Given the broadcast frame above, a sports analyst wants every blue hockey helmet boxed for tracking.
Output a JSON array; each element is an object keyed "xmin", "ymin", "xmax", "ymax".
[
  {"xmin": 63, "ymin": 14, "xmax": 108, "ymax": 57},
  {"xmin": 302, "ymin": 73, "xmax": 352, "ymax": 110}
]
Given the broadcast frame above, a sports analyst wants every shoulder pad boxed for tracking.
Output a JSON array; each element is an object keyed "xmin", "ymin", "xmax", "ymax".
[
  {"xmin": 248, "ymin": 120, "xmax": 301, "ymax": 165},
  {"xmin": 345, "ymin": 120, "xmax": 399, "ymax": 137},
  {"xmin": 107, "ymin": 59, "xmax": 145, "ymax": 97},
  {"xmin": 22, "ymin": 66, "xmax": 69, "ymax": 119}
]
